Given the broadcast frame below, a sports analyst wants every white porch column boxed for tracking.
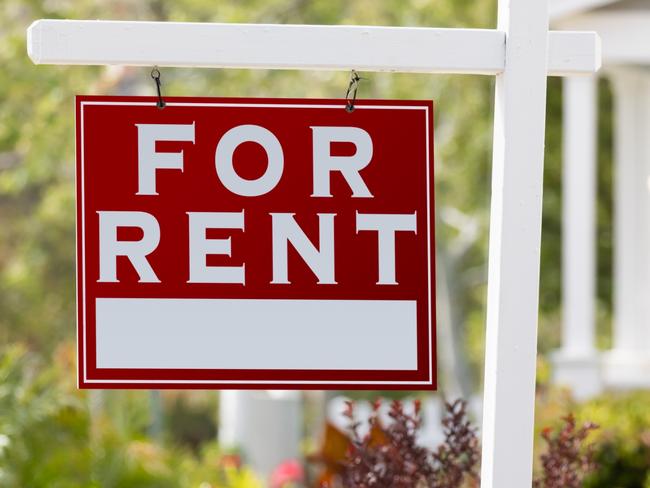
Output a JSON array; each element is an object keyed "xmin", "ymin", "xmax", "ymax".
[
  {"xmin": 552, "ymin": 75, "xmax": 603, "ymax": 400},
  {"xmin": 603, "ymin": 68, "xmax": 650, "ymax": 388},
  {"xmin": 219, "ymin": 390, "xmax": 302, "ymax": 479}
]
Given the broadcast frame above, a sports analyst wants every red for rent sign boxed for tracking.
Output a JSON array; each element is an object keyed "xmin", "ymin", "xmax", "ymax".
[{"xmin": 76, "ymin": 96, "xmax": 435, "ymax": 389}]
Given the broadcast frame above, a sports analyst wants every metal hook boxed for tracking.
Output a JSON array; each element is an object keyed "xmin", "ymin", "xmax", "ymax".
[
  {"xmin": 345, "ymin": 70, "xmax": 364, "ymax": 113},
  {"xmin": 150, "ymin": 67, "xmax": 166, "ymax": 109}
]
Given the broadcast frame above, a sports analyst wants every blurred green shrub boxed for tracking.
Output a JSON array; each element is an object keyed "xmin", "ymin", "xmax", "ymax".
[
  {"xmin": 0, "ymin": 343, "xmax": 261, "ymax": 488},
  {"xmin": 536, "ymin": 387, "xmax": 650, "ymax": 488},
  {"xmin": 165, "ymin": 391, "xmax": 218, "ymax": 451},
  {"xmin": 577, "ymin": 391, "xmax": 650, "ymax": 488}
]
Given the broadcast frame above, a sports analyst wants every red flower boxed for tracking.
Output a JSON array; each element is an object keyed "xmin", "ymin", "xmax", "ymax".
[{"xmin": 270, "ymin": 459, "xmax": 304, "ymax": 488}]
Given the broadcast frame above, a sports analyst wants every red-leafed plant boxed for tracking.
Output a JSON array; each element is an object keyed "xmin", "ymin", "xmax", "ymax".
[
  {"xmin": 430, "ymin": 400, "xmax": 480, "ymax": 488},
  {"xmin": 330, "ymin": 401, "xmax": 599, "ymax": 488},
  {"xmin": 533, "ymin": 414, "xmax": 599, "ymax": 488},
  {"xmin": 341, "ymin": 399, "xmax": 480, "ymax": 487}
]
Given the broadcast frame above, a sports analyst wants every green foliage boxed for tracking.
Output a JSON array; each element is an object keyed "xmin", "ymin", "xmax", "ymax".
[
  {"xmin": 577, "ymin": 391, "xmax": 650, "ymax": 488},
  {"xmin": 0, "ymin": 344, "xmax": 79, "ymax": 486},
  {"xmin": 0, "ymin": 344, "xmax": 262, "ymax": 487},
  {"xmin": 165, "ymin": 391, "xmax": 218, "ymax": 450},
  {"xmin": 536, "ymin": 388, "xmax": 650, "ymax": 487},
  {"xmin": 0, "ymin": 343, "xmax": 165, "ymax": 486},
  {"xmin": 594, "ymin": 78, "xmax": 615, "ymax": 349}
]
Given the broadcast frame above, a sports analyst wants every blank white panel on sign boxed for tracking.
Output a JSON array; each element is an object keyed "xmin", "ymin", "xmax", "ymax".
[{"xmin": 96, "ymin": 298, "xmax": 417, "ymax": 370}]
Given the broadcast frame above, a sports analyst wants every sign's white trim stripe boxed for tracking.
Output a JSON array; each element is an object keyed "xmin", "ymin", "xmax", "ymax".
[
  {"xmin": 80, "ymin": 101, "xmax": 429, "ymax": 110},
  {"xmin": 80, "ymin": 103, "xmax": 88, "ymax": 384},
  {"xmin": 84, "ymin": 379, "xmax": 434, "ymax": 385},
  {"xmin": 75, "ymin": 105, "xmax": 80, "ymax": 386},
  {"xmin": 425, "ymin": 106, "xmax": 432, "ymax": 383}
]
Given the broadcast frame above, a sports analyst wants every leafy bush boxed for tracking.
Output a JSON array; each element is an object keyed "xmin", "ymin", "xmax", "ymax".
[
  {"xmin": 0, "ymin": 343, "xmax": 262, "ymax": 488},
  {"xmin": 313, "ymin": 398, "xmax": 603, "ymax": 488},
  {"xmin": 331, "ymin": 399, "xmax": 480, "ymax": 487},
  {"xmin": 535, "ymin": 387, "xmax": 650, "ymax": 488},
  {"xmin": 534, "ymin": 414, "xmax": 599, "ymax": 488},
  {"xmin": 576, "ymin": 391, "xmax": 650, "ymax": 488}
]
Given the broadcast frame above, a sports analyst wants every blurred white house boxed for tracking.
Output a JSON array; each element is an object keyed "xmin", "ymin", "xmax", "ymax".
[{"xmin": 551, "ymin": 0, "xmax": 650, "ymax": 398}]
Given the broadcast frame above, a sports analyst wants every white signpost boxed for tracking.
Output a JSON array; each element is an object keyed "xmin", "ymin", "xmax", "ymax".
[{"xmin": 26, "ymin": 1, "xmax": 601, "ymax": 485}]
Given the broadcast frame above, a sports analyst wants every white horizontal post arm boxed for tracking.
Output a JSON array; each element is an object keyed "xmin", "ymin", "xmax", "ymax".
[
  {"xmin": 556, "ymin": 11, "xmax": 650, "ymax": 65},
  {"xmin": 27, "ymin": 20, "xmax": 600, "ymax": 76}
]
